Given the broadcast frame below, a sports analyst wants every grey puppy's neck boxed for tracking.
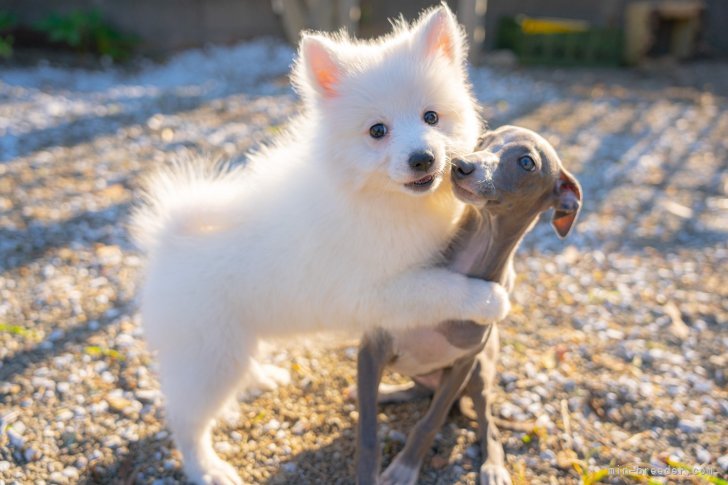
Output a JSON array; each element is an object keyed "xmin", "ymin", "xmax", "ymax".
[{"xmin": 447, "ymin": 205, "xmax": 541, "ymax": 286}]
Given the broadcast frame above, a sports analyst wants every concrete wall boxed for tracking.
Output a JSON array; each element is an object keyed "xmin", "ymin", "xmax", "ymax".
[
  {"xmin": 0, "ymin": 0, "xmax": 285, "ymax": 53},
  {"xmin": 705, "ymin": 0, "xmax": 728, "ymax": 54}
]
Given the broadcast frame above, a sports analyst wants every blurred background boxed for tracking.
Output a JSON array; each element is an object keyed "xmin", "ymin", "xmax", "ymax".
[
  {"xmin": 0, "ymin": 0, "xmax": 726, "ymax": 63},
  {"xmin": 0, "ymin": 1, "xmax": 726, "ymax": 485}
]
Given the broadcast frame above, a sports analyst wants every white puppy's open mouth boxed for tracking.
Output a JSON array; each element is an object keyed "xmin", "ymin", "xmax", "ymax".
[{"xmin": 404, "ymin": 174, "xmax": 436, "ymax": 192}]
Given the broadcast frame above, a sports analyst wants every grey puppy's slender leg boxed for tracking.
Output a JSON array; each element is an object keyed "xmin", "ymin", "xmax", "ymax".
[
  {"xmin": 356, "ymin": 329, "xmax": 395, "ymax": 485},
  {"xmin": 379, "ymin": 354, "xmax": 477, "ymax": 485},
  {"xmin": 464, "ymin": 324, "xmax": 512, "ymax": 485}
]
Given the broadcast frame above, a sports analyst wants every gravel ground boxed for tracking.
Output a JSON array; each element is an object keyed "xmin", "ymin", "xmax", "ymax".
[{"xmin": 1, "ymin": 40, "xmax": 727, "ymax": 485}]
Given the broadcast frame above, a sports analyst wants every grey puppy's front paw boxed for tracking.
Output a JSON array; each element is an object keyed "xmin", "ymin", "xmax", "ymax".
[
  {"xmin": 480, "ymin": 463, "xmax": 512, "ymax": 485},
  {"xmin": 379, "ymin": 456, "xmax": 420, "ymax": 485}
]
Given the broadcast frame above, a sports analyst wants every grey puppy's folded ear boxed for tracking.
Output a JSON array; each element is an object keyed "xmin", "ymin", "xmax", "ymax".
[
  {"xmin": 474, "ymin": 131, "xmax": 495, "ymax": 151},
  {"xmin": 551, "ymin": 169, "xmax": 582, "ymax": 238}
]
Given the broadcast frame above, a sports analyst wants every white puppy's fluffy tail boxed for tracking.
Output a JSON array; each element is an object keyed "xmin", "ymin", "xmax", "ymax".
[{"xmin": 130, "ymin": 156, "xmax": 249, "ymax": 253}]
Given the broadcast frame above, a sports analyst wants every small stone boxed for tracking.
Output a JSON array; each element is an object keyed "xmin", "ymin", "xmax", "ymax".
[
  {"xmin": 291, "ymin": 420, "xmax": 307, "ymax": 435},
  {"xmin": 695, "ymin": 446, "xmax": 711, "ymax": 464},
  {"xmin": 386, "ymin": 430, "xmax": 406, "ymax": 443},
  {"xmin": 215, "ymin": 441, "xmax": 233, "ymax": 454},
  {"xmin": 540, "ymin": 449, "xmax": 557, "ymax": 465},
  {"xmin": 56, "ymin": 409, "xmax": 74, "ymax": 421},
  {"xmin": 103, "ymin": 435, "xmax": 122, "ymax": 448},
  {"xmin": 717, "ymin": 454, "xmax": 728, "ymax": 471},
  {"xmin": 281, "ymin": 462, "xmax": 297, "ymax": 474},
  {"xmin": 263, "ymin": 419, "xmax": 281, "ymax": 432},
  {"xmin": 24, "ymin": 446, "xmax": 41, "ymax": 462},
  {"xmin": 677, "ymin": 418, "xmax": 704, "ymax": 434},
  {"xmin": 719, "ymin": 400, "xmax": 728, "ymax": 416},
  {"xmin": 106, "ymin": 395, "xmax": 132, "ymax": 413},
  {"xmin": 605, "ymin": 328, "xmax": 624, "ymax": 339},
  {"xmin": 465, "ymin": 445, "xmax": 480, "ymax": 460},
  {"xmin": 7, "ymin": 428, "xmax": 24, "ymax": 448},
  {"xmin": 75, "ymin": 456, "xmax": 88, "ymax": 469},
  {"xmin": 0, "ymin": 461, "xmax": 9, "ymax": 472},
  {"xmin": 135, "ymin": 389, "xmax": 160, "ymax": 403},
  {"xmin": 62, "ymin": 466, "xmax": 79, "ymax": 480},
  {"xmin": 49, "ymin": 471, "xmax": 66, "ymax": 483}
]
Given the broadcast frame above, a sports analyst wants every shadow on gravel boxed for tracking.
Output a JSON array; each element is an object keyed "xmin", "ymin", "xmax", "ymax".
[
  {"xmin": 83, "ymin": 433, "xmax": 186, "ymax": 485},
  {"xmin": 0, "ymin": 299, "xmax": 132, "ymax": 383},
  {"xmin": 1, "ymin": 90, "xmax": 285, "ymax": 163},
  {"xmin": 267, "ymin": 406, "xmax": 481, "ymax": 485},
  {"xmin": 513, "ymin": 100, "xmax": 727, "ymax": 254},
  {"xmin": 0, "ymin": 202, "xmax": 132, "ymax": 273}
]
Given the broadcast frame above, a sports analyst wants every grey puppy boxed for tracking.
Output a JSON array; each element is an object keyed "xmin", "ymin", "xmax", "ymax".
[{"xmin": 355, "ymin": 125, "xmax": 582, "ymax": 485}]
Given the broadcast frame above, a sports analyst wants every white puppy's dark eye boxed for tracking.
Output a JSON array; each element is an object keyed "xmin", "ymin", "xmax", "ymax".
[
  {"xmin": 423, "ymin": 111, "xmax": 438, "ymax": 126},
  {"xmin": 369, "ymin": 123, "xmax": 388, "ymax": 139},
  {"xmin": 518, "ymin": 155, "xmax": 536, "ymax": 172}
]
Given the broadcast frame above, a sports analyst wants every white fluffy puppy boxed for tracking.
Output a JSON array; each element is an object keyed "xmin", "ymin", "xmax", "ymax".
[{"xmin": 132, "ymin": 6, "xmax": 509, "ymax": 484}]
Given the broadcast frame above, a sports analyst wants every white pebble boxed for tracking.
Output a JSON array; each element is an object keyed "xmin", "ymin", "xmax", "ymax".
[
  {"xmin": 291, "ymin": 420, "xmax": 306, "ymax": 435},
  {"xmin": 387, "ymin": 430, "xmax": 407, "ymax": 443},
  {"xmin": 7, "ymin": 428, "xmax": 24, "ymax": 448},
  {"xmin": 677, "ymin": 418, "xmax": 704, "ymax": 434},
  {"xmin": 263, "ymin": 418, "xmax": 281, "ymax": 432},
  {"xmin": 62, "ymin": 466, "xmax": 79, "ymax": 479},
  {"xmin": 695, "ymin": 446, "xmax": 711, "ymax": 464},
  {"xmin": 540, "ymin": 449, "xmax": 557, "ymax": 464},
  {"xmin": 49, "ymin": 471, "xmax": 66, "ymax": 483}
]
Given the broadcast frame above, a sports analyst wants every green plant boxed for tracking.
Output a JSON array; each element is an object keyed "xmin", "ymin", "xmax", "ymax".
[
  {"xmin": 665, "ymin": 458, "xmax": 728, "ymax": 485},
  {"xmin": 0, "ymin": 11, "xmax": 16, "ymax": 59},
  {"xmin": 35, "ymin": 10, "xmax": 137, "ymax": 61}
]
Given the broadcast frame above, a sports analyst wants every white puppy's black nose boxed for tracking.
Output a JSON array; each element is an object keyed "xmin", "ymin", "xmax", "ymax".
[
  {"xmin": 408, "ymin": 151, "xmax": 435, "ymax": 172},
  {"xmin": 452, "ymin": 158, "xmax": 476, "ymax": 178}
]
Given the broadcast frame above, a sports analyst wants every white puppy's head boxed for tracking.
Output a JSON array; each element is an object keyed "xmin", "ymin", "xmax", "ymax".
[{"xmin": 292, "ymin": 5, "xmax": 481, "ymax": 196}]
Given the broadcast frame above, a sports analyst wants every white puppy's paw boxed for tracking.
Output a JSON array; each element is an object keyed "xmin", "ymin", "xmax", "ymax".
[
  {"xmin": 249, "ymin": 361, "xmax": 291, "ymax": 392},
  {"xmin": 380, "ymin": 456, "xmax": 420, "ymax": 485},
  {"xmin": 260, "ymin": 363, "xmax": 292, "ymax": 388},
  {"xmin": 467, "ymin": 280, "xmax": 511, "ymax": 324},
  {"xmin": 479, "ymin": 463, "xmax": 512, "ymax": 485},
  {"xmin": 186, "ymin": 456, "xmax": 243, "ymax": 485}
]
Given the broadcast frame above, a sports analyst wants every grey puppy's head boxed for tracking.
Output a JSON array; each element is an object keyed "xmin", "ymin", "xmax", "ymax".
[{"xmin": 451, "ymin": 125, "xmax": 582, "ymax": 238}]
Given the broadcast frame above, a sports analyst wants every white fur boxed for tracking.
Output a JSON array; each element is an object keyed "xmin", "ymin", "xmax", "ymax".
[{"xmin": 132, "ymin": 6, "xmax": 509, "ymax": 484}]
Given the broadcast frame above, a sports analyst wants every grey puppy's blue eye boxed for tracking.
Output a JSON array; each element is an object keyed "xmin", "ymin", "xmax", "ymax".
[
  {"xmin": 518, "ymin": 155, "xmax": 536, "ymax": 171},
  {"xmin": 423, "ymin": 111, "xmax": 438, "ymax": 125},
  {"xmin": 369, "ymin": 123, "xmax": 387, "ymax": 139}
]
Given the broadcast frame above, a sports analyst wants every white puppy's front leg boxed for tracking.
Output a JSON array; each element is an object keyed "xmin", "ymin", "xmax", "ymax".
[{"xmin": 365, "ymin": 268, "xmax": 510, "ymax": 331}]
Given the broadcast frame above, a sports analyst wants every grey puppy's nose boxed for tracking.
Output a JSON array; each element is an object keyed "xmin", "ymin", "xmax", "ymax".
[
  {"xmin": 452, "ymin": 158, "xmax": 476, "ymax": 178},
  {"xmin": 408, "ymin": 151, "xmax": 435, "ymax": 172}
]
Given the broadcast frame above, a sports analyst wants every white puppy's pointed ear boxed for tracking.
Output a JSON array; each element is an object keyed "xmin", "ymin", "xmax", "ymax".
[
  {"xmin": 413, "ymin": 5, "xmax": 464, "ymax": 64},
  {"xmin": 297, "ymin": 34, "xmax": 343, "ymax": 98}
]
